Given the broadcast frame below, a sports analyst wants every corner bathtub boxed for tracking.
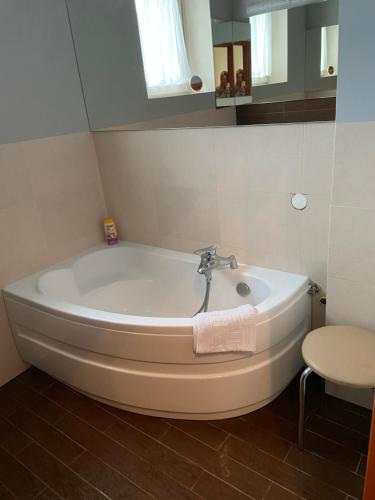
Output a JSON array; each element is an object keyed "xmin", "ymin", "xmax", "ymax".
[{"xmin": 4, "ymin": 242, "xmax": 310, "ymax": 419}]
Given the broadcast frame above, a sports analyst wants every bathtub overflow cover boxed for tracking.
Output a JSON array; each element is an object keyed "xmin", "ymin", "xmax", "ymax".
[{"xmin": 236, "ymin": 282, "xmax": 251, "ymax": 297}]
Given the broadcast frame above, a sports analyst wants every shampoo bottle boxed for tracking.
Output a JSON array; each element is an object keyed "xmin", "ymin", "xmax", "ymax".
[{"xmin": 104, "ymin": 217, "xmax": 119, "ymax": 245}]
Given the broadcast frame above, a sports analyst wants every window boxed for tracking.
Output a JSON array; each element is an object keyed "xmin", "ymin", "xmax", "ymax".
[
  {"xmin": 135, "ymin": 0, "xmax": 191, "ymax": 98},
  {"xmin": 250, "ymin": 13, "xmax": 272, "ymax": 85}
]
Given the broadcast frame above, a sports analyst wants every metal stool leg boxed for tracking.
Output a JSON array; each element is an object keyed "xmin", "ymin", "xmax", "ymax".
[{"xmin": 299, "ymin": 366, "xmax": 313, "ymax": 450}]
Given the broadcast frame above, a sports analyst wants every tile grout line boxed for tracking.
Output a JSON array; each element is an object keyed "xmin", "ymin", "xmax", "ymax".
[
  {"xmin": 69, "ymin": 410, "xmax": 267, "ymax": 499},
  {"xmin": 4, "ymin": 370, "xmax": 367, "ymax": 500},
  {"xmin": 0, "ymin": 479, "xmax": 17, "ymax": 500},
  {"xmin": 54, "ymin": 409, "xmax": 204, "ymax": 498},
  {"xmin": 2, "ymin": 407, "xmax": 116, "ymax": 500},
  {"xmin": 282, "ymin": 443, "xmax": 294, "ymax": 463},
  {"xmin": 160, "ymin": 424, "xmax": 311, "ymax": 496},
  {"xmin": 189, "ymin": 469, "xmax": 205, "ymax": 491},
  {"xmin": 161, "ymin": 417, "xmax": 357, "ymax": 498},
  {"xmin": 311, "ymin": 411, "xmax": 371, "ymax": 439},
  {"xmin": 22, "ymin": 442, "xmax": 111, "ymax": 500},
  {"xmin": 263, "ymin": 406, "xmax": 366, "ymax": 459},
  {"xmin": 2, "ymin": 442, "xmax": 66, "ymax": 500},
  {"xmin": 261, "ymin": 482, "xmax": 272, "ymax": 500},
  {"xmin": 355, "ymin": 453, "xmax": 365, "ymax": 475}
]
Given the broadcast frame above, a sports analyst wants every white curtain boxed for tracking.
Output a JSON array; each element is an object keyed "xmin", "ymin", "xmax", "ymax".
[
  {"xmin": 320, "ymin": 26, "xmax": 328, "ymax": 75},
  {"xmin": 135, "ymin": 0, "xmax": 191, "ymax": 98},
  {"xmin": 250, "ymin": 13, "xmax": 272, "ymax": 85}
]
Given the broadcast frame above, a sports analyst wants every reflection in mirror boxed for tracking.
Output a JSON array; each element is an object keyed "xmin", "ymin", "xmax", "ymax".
[
  {"xmin": 250, "ymin": 10, "xmax": 288, "ymax": 87},
  {"xmin": 233, "ymin": 20, "xmax": 252, "ymax": 105},
  {"xmin": 320, "ymin": 24, "xmax": 339, "ymax": 78},
  {"xmin": 135, "ymin": 0, "xmax": 215, "ymax": 99},
  {"xmin": 190, "ymin": 75, "xmax": 203, "ymax": 92},
  {"xmin": 65, "ymin": 0, "xmax": 339, "ymax": 131},
  {"xmin": 212, "ymin": 20, "xmax": 235, "ymax": 107},
  {"xmin": 246, "ymin": 0, "xmax": 339, "ymax": 105}
]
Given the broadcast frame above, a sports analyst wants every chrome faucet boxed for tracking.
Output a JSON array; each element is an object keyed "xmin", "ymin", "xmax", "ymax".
[{"xmin": 194, "ymin": 246, "xmax": 238, "ymax": 276}]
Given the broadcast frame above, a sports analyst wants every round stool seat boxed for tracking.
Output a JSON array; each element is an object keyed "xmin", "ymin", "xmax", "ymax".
[{"xmin": 302, "ymin": 325, "xmax": 375, "ymax": 389}]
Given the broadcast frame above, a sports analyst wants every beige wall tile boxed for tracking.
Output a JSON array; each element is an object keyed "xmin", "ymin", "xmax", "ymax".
[
  {"xmin": 109, "ymin": 180, "xmax": 159, "ymax": 241},
  {"xmin": 0, "ymin": 300, "xmax": 27, "ymax": 384},
  {"xmin": 329, "ymin": 205, "xmax": 375, "ymax": 285},
  {"xmin": 0, "ymin": 131, "xmax": 106, "ymax": 385},
  {"xmin": 155, "ymin": 185, "xmax": 219, "ymax": 242},
  {"xmin": 0, "ymin": 202, "xmax": 49, "ymax": 285},
  {"xmin": 332, "ymin": 122, "xmax": 375, "ymax": 208},
  {"xmin": 0, "ymin": 142, "xmax": 33, "ymax": 209},
  {"xmin": 95, "ymin": 123, "xmax": 332, "ymax": 285},
  {"xmin": 214, "ymin": 124, "xmax": 303, "ymax": 195},
  {"xmin": 326, "ymin": 277, "xmax": 375, "ymax": 330},
  {"xmin": 24, "ymin": 133, "xmax": 101, "ymax": 197},
  {"xmin": 300, "ymin": 195, "xmax": 331, "ymax": 288},
  {"xmin": 35, "ymin": 181, "xmax": 105, "ymax": 263},
  {"xmin": 302, "ymin": 122, "xmax": 335, "ymax": 196}
]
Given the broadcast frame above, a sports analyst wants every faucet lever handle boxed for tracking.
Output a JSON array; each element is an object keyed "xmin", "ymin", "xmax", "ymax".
[{"xmin": 193, "ymin": 245, "xmax": 217, "ymax": 257}]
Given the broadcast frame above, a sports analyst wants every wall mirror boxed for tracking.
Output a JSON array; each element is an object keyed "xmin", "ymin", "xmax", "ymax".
[
  {"xmin": 66, "ymin": 0, "xmax": 339, "ymax": 131},
  {"xmin": 214, "ymin": 0, "xmax": 339, "ymax": 122}
]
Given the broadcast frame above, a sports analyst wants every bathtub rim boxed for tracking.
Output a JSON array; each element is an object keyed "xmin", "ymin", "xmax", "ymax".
[{"xmin": 3, "ymin": 241, "xmax": 310, "ymax": 332}]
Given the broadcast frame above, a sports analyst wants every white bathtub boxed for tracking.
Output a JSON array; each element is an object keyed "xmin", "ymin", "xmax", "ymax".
[{"xmin": 4, "ymin": 242, "xmax": 310, "ymax": 419}]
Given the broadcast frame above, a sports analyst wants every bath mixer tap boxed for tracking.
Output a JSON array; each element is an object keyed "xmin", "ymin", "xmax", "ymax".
[{"xmin": 194, "ymin": 246, "xmax": 238, "ymax": 276}]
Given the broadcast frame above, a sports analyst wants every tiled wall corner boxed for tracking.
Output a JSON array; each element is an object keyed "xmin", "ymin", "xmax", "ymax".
[
  {"xmin": 94, "ymin": 121, "xmax": 335, "ymax": 296},
  {"xmin": 326, "ymin": 121, "xmax": 375, "ymax": 408},
  {"xmin": 327, "ymin": 121, "xmax": 375, "ymax": 328},
  {"xmin": 0, "ymin": 132, "xmax": 107, "ymax": 385}
]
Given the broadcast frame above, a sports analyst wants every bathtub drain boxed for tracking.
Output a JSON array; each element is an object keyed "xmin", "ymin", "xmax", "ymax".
[{"xmin": 236, "ymin": 282, "xmax": 251, "ymax": 297}]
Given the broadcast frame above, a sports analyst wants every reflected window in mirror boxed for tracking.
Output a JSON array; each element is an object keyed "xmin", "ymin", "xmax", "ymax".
[
  {"xmin": 135, "ymin": 0, "xmax": 215, "ymax": 99},
  {"xmin": 321, "ymin": 24, "xmax": 339, "ymax": 78},
  {"xmin": 250, "ymin": 10, "xmax": 288, "ymax": 87}
]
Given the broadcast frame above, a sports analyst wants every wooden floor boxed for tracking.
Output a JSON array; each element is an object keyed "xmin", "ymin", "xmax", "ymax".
[{"xmin": 0, "ymin": 368, "xmax": 370, "ymax": 500}]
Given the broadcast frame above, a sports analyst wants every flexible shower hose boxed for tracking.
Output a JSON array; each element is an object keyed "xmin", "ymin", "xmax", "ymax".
[{"xmin": 193, "ymin": 269, "xmax": 212, "ymax": 316}]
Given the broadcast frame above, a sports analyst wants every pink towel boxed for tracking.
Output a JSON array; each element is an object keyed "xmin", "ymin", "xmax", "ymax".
[{"xmin": 193, "ymin": 304, "xmax": 257, "ymax": 354}]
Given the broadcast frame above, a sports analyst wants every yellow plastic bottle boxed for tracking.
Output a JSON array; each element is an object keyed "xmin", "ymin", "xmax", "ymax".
[{"xmin": 103, "ymin": 217, "xmax": 119, "ymax": 245}]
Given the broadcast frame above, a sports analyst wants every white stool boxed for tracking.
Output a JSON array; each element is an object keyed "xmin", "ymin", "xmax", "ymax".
[{"xmin": 299, "ymin": 325, "xmax": 375, "ymax": 449}]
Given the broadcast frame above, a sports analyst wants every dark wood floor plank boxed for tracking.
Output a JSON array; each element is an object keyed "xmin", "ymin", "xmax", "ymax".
[
  {"xmin": 212, "ymin": 417, "xmax": 291, "ymax": 459},
  {"xmin": 0, "ymin": 482, "xmax": 16, "ymax": 500},
  {"xmin": 161, "ymin": 426, "xmax": 270, "ymax": 499},
  {"xmin": 12, "ymin": 408, "xmax": 84, "ymax": 465},
  {"xmin": 193, "ymin": 472, "xmax": 253, "ymax": 500},
  {"xmin": 35, "ymin": 488, "xmax": 63, "ymax": 500},
  {"xmin": 43, "ymin": 383, "xmax": 115, "ymax": 432},
  {"xmin": 0, "ymin": 447, "xmax": 44, "ymax": 500},
  {"xmin": 56, "ymin": 412, "xmax": 201, "ymax": 500},
  {"xmin": 0, "ymin": 368, "xmax": 369, "ymax": 500},
  {"xmin": 27, "ymin": 392, "xmax": 67, "ymax": 425},
  {"xmin": 314, "ymin": 403, "xmax": 371, "ymax": 436},
  {"xmin": 0, "ymin": 379, "xmax": 39, "ymax": 406},
  {"xmin": 358, "ymin": 455, "xmax": 368, "ymax": 477},
  {"xmin": 101, "ymin": 404, "xmax": 170, "ymax": 439},
  {"xmin": 222, "ymin": 435, "xmax": 346, "ymax": 500},
  {"xmin": 15, "ymin": 367, "xmax": 55, "ymax": 393},
  {"xmin": 71, "ymin": 451, "xmax": 153, "ymax": 499},
  {"xmin": 0, "ymin": 390, "xmax": 21, "ymax": 418},
  {"xmin": 167, "ymin": 420, "xmax": 228, "ymax": 449},
  {"xmin": 106, "ymin": 420, "xmax": 202, "ymax": 488},
  {"xmin": 306, "ymin": 414, "xmax": 369, "ymax": 454},
  {"xmin": 0, "ymin": 416, "xmax": 31, "ymax": 455},
  {"xmin": 286, "ymin": 446, "xmax": 364, "ymax": 498},
  {"xmin": 19, "ymin": 443, "xmax": 107, "ymax": 500},
  {"xmin": 264, "ymin": 484, "xmax": 304, "ymax": 500},
  {"xmin": 2, "ymin": 376, "xmax": 66, "ymax": 425},
  {"xmin": 244, "ymin": 408, "xmax": 361, "ymax": 471},
  {"xmin": 321, "ymin": 393, "xmax": 372, "ymax": 419}
]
